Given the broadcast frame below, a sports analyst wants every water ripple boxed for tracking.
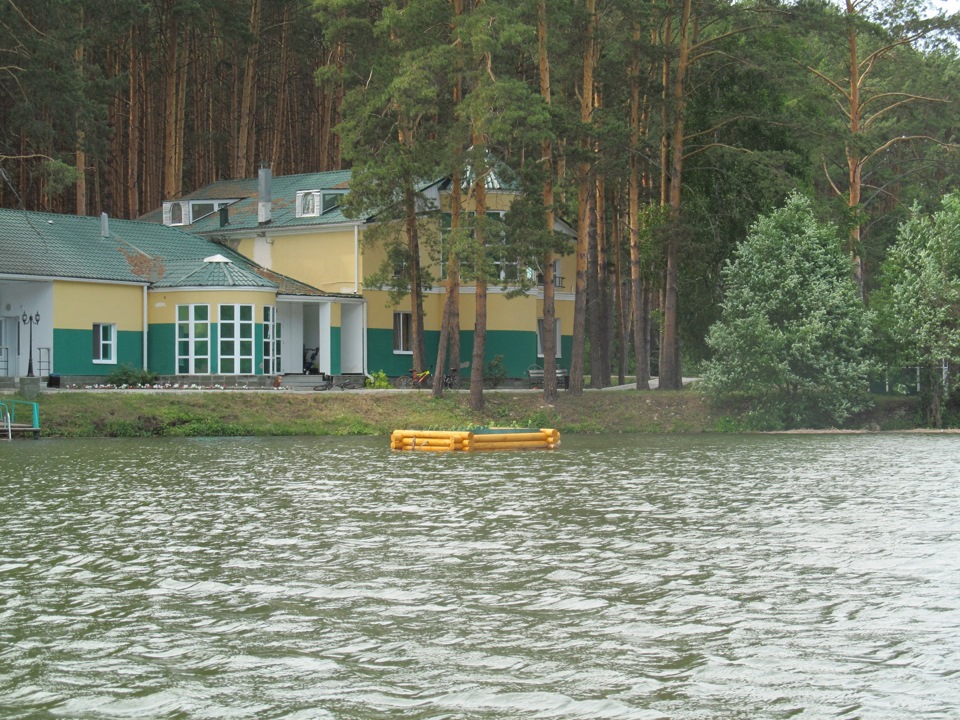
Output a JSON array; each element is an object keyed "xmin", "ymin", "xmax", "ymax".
[{"xmin": 1, "ymin": 434, "xmax": 959, "ymax": 718}]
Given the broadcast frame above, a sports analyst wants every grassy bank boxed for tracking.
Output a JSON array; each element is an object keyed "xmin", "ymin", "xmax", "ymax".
[{"xmin": 14, "ymin": 388, "xmax": 922, "ymax": 438}]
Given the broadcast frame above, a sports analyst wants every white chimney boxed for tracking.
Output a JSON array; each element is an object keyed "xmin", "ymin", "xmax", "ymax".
[
  {"xmin": 101, "ymin": 212, "xmax": 109, "ymax": 237},
  {"xmin": 258, "ymin": 163, "xmax": 272, "ymax": 224}
]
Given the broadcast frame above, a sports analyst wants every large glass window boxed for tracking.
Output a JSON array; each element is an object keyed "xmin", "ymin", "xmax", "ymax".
[
  {"xmin": 393, "ymin": 312, "xmax": 412, "ymax": 354},
  {"xmin": 262, "ymin": 306, "xmax": 281, "ymax": 375},
  {"xmin": 537, "ymin": 318, "xmax": 562, "ymax": 358},
  {"xmin": 92, "ymin": 323, "xmax": 116, "ymax": 364},
  {"xmin": 219, "ymin": 304, "xmax": 254, "ymax": 374},
  {"xmin": 177, "ymin": 304, "xmax": 210, "ymax": 374},
  {"xmin": 487, "ymin": 211, "xmax": 520, "ymax": 283}
]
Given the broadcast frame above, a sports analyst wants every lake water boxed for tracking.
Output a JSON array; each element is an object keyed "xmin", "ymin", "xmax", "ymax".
[{"xmin": 1, "ymin": 433, "xmax": 959, "ymax": 719}]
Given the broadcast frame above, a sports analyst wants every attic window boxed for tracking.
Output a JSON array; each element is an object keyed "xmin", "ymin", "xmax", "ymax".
[
  {"xmin": 191, "ymin": 201, "xmax": 234, "ymax": 223},
  {"xmin": 163, "ymin": 200, "xmax": 235, "ymax": 226},
  {"xmin": 297, "ymin": 190, "xmax": 344, "ymax": 218},
  {"xmin": 298, "ymin": 191, "xmax": 319, "ymax": 217},
  {"xmin": 164, "ymin": 201, "xmax": 186, "ymax": 226}
]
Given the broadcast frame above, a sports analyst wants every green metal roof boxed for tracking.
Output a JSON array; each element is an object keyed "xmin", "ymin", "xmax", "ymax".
[
  {"xmin": 150, "ymin": 257, "xmax": 276, "ymax": 289},
  {"xmin": 0, "ymin": 209, "xmax": 276, "ymax": 290},
  {"xmin": 0, "ymin": 207, "xmax": 361, "ymax": 297},
  {"xmin": 139, "ymin": 170, "xmax": 360, "ymax": 233}
]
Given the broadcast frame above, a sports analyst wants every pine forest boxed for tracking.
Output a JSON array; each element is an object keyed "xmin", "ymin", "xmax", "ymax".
[{"xmin": 2, "ymin": 0, "xmax": 959, "ymax": 412}]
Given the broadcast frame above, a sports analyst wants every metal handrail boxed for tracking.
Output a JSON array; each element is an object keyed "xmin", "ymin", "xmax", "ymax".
[
  {"xmin": 36, "ymin": 347, "xmax": 51, "ymax": 377},
  {"xmin": 0, "ymin": 402, "xmax": 10, "ymax": 440},
  {"xmin": 10, "ymin": 400, "xmax": 39, "ymax": 429}
]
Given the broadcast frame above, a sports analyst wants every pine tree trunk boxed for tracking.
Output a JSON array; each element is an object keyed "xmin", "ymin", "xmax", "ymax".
[
  {"xmin": 659, "ymin": 0, "xmax": 691, "ymax": 391},
  {"xmin": 162, "ymin": 7, "xmax": 182, "ymax": 199},
  {"xmin": 627, "ymin": 21, "xmax": 650, "ymax": 390},
  {"xmin": 235, "ymin": 0, "xmax": 261, "ymax": 179},
  {"xmin": 403, "ymin": 185, "xmax": 427, "ymax": 375},
  {"xmin": 432, "ymin": 166, "xmax": 462, "ymax": 398},
  {"xmin": 570, "ymin": 0, "xmax": 596, "ymax": 396},
  {"xmin": 74, "ymin": 25, "xmax": 87, "ymax": 216},
  {"xmin": 538, "ymin": 0, "xmax": 559, "ymax": 403},
  {"xmin": 845, "ymin": 0, "xmax": 864, "ymax": 293},
  {"xmin": 588, "ymin": 186, "xmax": 602, "ymax": 388},
  {"xmin": 612, "ymin": 195, "xmax": 626, "ymax": 386},
  {"xmin": 433, "ymin": 22, "xmax": 464, "ymax": 398},
  {"xmin": 470, "ymin": 153, "xmax": 488, "ymax": 412}
]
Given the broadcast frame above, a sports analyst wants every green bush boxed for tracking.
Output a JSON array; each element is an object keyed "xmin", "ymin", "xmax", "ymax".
[
  {"xmin": 485, "ymin": 354, "xmax": 506, "ymax": 388},
  {"xmin": 106, "ymin": 364, "xmax": 159, "ymax": 387},
  {"xmin": 365, "ymin": 369, "xmax": 391, "ymax": 389}
]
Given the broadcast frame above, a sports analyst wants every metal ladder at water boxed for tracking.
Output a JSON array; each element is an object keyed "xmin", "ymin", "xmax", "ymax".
[{"xmin": 0, "ymin": 403, "xmax": 10, "ymax": 441}]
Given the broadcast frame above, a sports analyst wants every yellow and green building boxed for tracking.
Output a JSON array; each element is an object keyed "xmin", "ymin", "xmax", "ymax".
[
  {"xmin": 0, "ymin": 166, "xmax": 574, "ymax": 384},
  {"xmin": 0, "ymin": 209, "xmax": 351, "ymax": 383},
  {"xmin": 149, "ymin": 166, "xmax": 575, "ymax": 382}
]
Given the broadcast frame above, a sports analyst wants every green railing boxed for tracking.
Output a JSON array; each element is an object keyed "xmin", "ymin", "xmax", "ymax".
[{"xmin": 0, "ymin": 399, "xmax": 40, "ymax": 439}]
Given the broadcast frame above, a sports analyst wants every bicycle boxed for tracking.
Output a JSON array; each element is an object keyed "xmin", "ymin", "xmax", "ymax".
[
  {"xmin": 397, "ymin": 368, "xmax": 431, "ymax": 389},
  {"xmin": 313, "ymin": 374, "xmax": 365, "ymax": 391}
]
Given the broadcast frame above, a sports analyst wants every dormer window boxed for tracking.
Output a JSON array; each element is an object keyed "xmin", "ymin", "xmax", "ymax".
[
  {"xmin": 163, "ymin": 201, "xmax": 187, "ymax": 226},
  {"xmin": 296, "ymin": 190, "xmax": 345, "ymax": 218},
  {"xmin": 321, "ymin": 192, "xmax": 342, "ymax": 213},
  {"xmin": 190, "ymin": 201, "xmax": 233, "ymax": 223},
  {"xmin": 163, "ymin": 199, "xmax": 235, "ymax": 226},
  {"xmin": 300, "ymin": 192, "xmax": 318, "ymax": 216}
]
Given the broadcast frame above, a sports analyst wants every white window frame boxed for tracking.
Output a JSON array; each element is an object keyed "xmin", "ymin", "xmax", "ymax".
[
  {"xmin": 297, "ymin": 191, "xmax": 320, "ymax": 217},
  {"xmin": 393, "ymin": 311, "xmax": 413, "ymax": 354},
  {"xmin": 262, "ymin": 306, "xmax": 280, "ymax": 375},
  {"xmin": 177, "ymin": 304, "xmax": 211, "ymax": 374},
  {"xmin": 92, "ymin": 323, "xmax": 117, "ymax": 364},
  {"xmin": 537, "ymin": 318, "xmax": 562, "ymax": 359},
  {"xmin": 190, "ymin": 200, "xmax": 233, "ymax": 223},
  {"xmin": 296, "ymin": 190, "xmax": 344, "ymax": 218},
  {"xmin": 164, "ymin": 201, "xmax": 186, "ymax": 226},
  {"xmin": 164, "ymin": 200, "xmax": 235, "ymax": 226},
  {"xmin": 218, "ymin": 304, "xmax": 255, "ymax": 375}
]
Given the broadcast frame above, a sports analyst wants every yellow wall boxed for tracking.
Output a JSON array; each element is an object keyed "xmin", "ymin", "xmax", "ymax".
[
  {"xmin": 365, "ymin": 289, "xmax": 446, "ymax": 332},
  {"xmin": 275, "ymin": 231, "xmax": 358, "ymax": 293},
  {"xmin": 366, "ymin": 288, "xmax": 565, "ymax": 334},
  {"xmin": 236, "ymin": 228, "xmax": 359, "ymax": 294},
  {"xmin": 439, "ymin": 190, "xmax": 514, "ymax": 214},
  {"xmin": 53, "ymin": 281, "xmax": 144, "ymax": 330},
  {"xmin": 148, "ymin": 289, "xmax": 277, "ymax": 324}
]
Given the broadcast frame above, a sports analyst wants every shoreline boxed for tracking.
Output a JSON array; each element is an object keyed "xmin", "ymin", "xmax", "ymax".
[{"xmin": 4, "ymin": 387, "xmax": 924, "ymax": 438}]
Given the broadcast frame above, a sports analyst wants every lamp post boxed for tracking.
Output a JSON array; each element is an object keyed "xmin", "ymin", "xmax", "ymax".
[{"xmin": 22, "ymin": 310, "xmax": 39, "ymax": 377}]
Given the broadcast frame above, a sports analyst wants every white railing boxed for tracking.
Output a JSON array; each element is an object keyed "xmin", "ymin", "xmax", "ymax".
[{"xmin": 0, "ymin": 346, "xmax": 8, "ymax": 376}]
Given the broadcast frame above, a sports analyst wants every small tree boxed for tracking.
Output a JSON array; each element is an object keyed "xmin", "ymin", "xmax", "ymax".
[
  {"xmin": 701, "ymin": 194, "xmax": 872, "ymax": 428},
  {"xmin": 874, "ymin": 194, "xmax": 960, "ymax": 428}
]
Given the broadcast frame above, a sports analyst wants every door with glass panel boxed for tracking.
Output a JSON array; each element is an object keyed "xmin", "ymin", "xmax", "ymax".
[
  {"xmin": 177, "ymin": 304, "xmax": 210, "ymax": 374},
  {"xmin": 219, "ymin": 304, "xmax": 254, "ymax": 374},
  {"xmin": 0, "ymin": 317, "xmax": 16, "ymax": 376}
]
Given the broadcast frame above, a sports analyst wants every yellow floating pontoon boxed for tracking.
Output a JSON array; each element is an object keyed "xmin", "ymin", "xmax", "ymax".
[{"xmin": 391, "ymin": 428, "xmax": 560, "ymax": 452}]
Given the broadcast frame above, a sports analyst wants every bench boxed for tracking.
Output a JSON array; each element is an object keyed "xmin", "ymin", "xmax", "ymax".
[{"xmin": 527, "ymin": 364, "xmax": 570, "ymax": 389}]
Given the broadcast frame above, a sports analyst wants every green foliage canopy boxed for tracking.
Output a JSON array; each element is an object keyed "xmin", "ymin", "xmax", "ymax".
[
  {"xmin": 874, "ymin": 193, "xmax": 960, "ymax": 426},
  {"xmin": 701, "ymin": 193, "xmax": 873, "ymax": 428}
]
